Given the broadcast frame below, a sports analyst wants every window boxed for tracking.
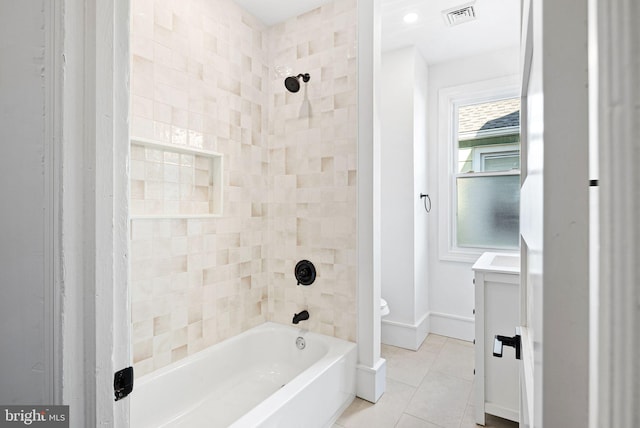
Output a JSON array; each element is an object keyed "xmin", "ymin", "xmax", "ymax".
[
  {"xmin": 437, "ymin": 78, "xmax": 520, "ymax": 262},
  {"xmin": 454, "ymin": 97, "xmax": 520, "ymax": 250}
]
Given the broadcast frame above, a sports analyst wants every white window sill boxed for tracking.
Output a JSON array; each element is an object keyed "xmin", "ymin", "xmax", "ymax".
[{"xmin": 440, "ymin": 248, "xmax": 519, "ymax": 264}]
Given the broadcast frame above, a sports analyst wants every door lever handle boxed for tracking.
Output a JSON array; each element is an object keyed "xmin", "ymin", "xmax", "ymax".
[{"xmin": 493, "ymin": 332, "xmax": 521, "ymax": 360}]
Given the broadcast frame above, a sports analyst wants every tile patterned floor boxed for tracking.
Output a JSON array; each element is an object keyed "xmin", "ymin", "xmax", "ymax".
[{"xmin": 333, "ymin": 334, "xmax": 518, "ymax": 428}]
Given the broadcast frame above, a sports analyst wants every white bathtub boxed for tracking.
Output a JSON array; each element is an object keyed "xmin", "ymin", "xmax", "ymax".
[{"xmin": 131, "ymin": 322, "xmax": 357, "ymax": 428}]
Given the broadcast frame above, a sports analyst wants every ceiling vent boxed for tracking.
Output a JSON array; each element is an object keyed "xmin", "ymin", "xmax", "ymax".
[{"xmin": 443, "ymin": 3, "xmax": 477, "ymax": 26}]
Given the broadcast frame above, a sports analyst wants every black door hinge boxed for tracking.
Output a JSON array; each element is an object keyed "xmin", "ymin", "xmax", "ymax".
[
  {"xmin": 114, "ymin": 366, "xmax": 134, "ymax": 401},
  {"xmin": 493, "ymin": 333, "xmax": 522, "ymax": 360}
]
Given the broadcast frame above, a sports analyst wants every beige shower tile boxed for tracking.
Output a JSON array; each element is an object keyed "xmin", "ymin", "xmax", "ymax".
[
  {"xmin": 131, "ymin": 116, "xmax": 153, "ymax": 139},
  {"xmin": 153, "ymin": 351, "xmax": 172, "ymax": 370},
  {"xmin": 171, "ymin": 236, "xmax": 188, "ymax": 256},
  {"xmin": 188, "ymin": 305, "xmax": 203, "ymax": 324},
  {"xmin": 188, "ymin": 321, "xmax": 203, "ymax": 342},
  {"xmin": 134, "ymin": 358, "xmax": 154, "ymax": 378},
  {"xmin": 133, "ymin": 94, "xmax": 153, "ymax": 120},
  {"xmin": 153, "ymin": 101, "xmax": 172, "ymax": 124},
  {"xmin": 131, "ymin": 300, "xmax": 154, "ymax": 323},
  {"xmin": 171, "ymin": 307, "xmax": 188, "ymax": 329},
  {"xmin": 171, "ymin": 326, "xmax": 187, "ymax": 349},
  {"xmin": 131, "ymin": 279, "xmax": 153, "ymax": 302},
  {"xmin": 163, "ymin": 163, "xmax": 180, "ymax": 183},
  {"xmin": 132, "ymin": 319, "xmax": 153, "ymax": 343},
  {"xmin": 153, "ymin": 314, "xmax": 171, "ymax": 336},
  {"xmin": 153, "ymin": 120, "xmax": 171, "ymax": 144},
  {"xmin": 133, "ymin": 338, "xmax": 153, "ymax": 363},
  {"xmin": 171, "ymin": 345, "xmax": 188, "ymax": 363},
  {"xmin": 153, "ymin": 332, "xmax": 172, "ymax": 355}
]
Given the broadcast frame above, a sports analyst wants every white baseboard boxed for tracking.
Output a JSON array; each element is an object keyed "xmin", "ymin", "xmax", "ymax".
[
  {"xmin": 381, "ymin": 313, "xmax": 430, "ymax": 351},
  {"xmin": 428, "ymin": 311, "xmax": 474, "ymax": 341},
  {"xmin": 356, "ymin": 358, "xmax": 386, "ymax": 403}
]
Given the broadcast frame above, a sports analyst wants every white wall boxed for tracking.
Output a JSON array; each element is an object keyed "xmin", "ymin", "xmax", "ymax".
[
  {"xmin": 381, "ymin": 47, "xmax": 415, "ymax": 324},
  {"xmin": 426, "ymin": 47, "xmax": 520, "ymax": 340},
  {"xmin": 380, "ymin": 47, "xmax": 429, "ymax": 350},
  {"xmin": 0, "ymin": 0, "xmax": 50, "ymax": 405},
  {"xmin": 413, "ymin": 50, "xmax": 429, "ymax": 324}
]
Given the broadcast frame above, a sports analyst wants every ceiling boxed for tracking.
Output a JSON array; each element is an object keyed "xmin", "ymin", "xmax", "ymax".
[
  {"xmin": 381, "ymin": 0, "xmax": 520, "ymax": 64},
  {"xmin": 233, "ymin": 0, "xmax": 520, "ymax": 64}
]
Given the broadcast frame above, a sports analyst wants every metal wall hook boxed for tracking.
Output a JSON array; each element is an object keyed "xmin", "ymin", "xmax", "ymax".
[{"xmin": 419, "ymin": 193, "xmax": 431, "ymax": 213}]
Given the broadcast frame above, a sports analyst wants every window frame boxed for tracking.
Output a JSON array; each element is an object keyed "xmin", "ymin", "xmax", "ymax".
[{"xmin": 437, "ymin": 77, "xmax": 520, "ymax": 263}]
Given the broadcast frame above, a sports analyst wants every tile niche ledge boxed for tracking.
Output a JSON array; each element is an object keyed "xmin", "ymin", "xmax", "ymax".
[{"xmin": 130, "ymin": 137, "xmax": 223, "ymax": 219}]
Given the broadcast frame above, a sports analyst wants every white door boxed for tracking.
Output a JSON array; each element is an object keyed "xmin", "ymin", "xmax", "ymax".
[{"xmin": 518, "ymin": 0, "xmax": 590, "ymax": 426}]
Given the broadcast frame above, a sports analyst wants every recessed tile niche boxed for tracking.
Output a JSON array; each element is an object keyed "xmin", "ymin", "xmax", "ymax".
[{"xmin": 130, "ymin": 138, "xmax": 223, "ymax": 218}]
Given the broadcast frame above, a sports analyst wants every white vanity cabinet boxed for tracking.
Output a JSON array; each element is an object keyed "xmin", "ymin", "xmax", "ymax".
[{"xmin": 472, "ymin": 252, "xmax": 520, "ymax": 425}]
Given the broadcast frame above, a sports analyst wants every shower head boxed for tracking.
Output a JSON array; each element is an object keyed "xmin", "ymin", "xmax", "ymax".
[{"xmin": 284, "ymin": 73, "xmax": 310, "ymax": 93}]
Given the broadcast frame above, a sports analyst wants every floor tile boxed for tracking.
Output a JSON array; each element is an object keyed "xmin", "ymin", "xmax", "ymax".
[
  {"xmin": 381, "ymin": 343, "xmax": 403, "ymax": 359},
  {"xmin": 336, "ymin": 379, "xmax": 416, "ymax": 428},
  {"xmin": 336, "ymin": 334, "xmax": 518, "ymax": 428},
  {"xmin": 419, "ymin": 333, "xmax": 448, "ymax": 353},
  {"xmin": 430, "ymin": 339, "xmax": 475, "ymax": 382},
  {"xmin": 395, "ymin": 413, "xmax": 443, "ymax": 428},
  {"xmin": 404, "ymin": 370, "xmax": 473, "ymax": 428},
  {"xmin": 382, "ymin": 344, "xmax": 438, "ymax": 387},
  {"xmin": 460, "ymin": 404, "xmax": 480, "ymax": 428},
  {"xmin": 460, "ymin": 404, "xmax": 518, "ymax": 428}
]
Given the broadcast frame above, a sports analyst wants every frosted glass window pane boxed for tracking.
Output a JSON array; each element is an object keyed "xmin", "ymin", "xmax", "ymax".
[{"xmin": 456, "ymin": 175, "xmax": 520, "ymax": 249}]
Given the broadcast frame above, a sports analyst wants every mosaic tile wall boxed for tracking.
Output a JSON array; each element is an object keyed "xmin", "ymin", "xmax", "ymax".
[
  {"xmin": 130, "ymin": 0, "xmax": 358, "ymax": 376},
  {"xmin": 266, "ymin": 0, "xmax": 358, "ymax": 341}
]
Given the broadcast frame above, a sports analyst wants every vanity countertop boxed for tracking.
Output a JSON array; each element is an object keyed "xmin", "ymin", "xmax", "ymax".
[{"xmin": 472, "ymin": 252, "xmax": 520, "ymax": 275}]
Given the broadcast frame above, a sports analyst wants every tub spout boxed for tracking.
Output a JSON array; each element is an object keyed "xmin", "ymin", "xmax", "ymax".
[{"xmin": 292, "ymin": 310, "xmax": 309, "ymax": 324}]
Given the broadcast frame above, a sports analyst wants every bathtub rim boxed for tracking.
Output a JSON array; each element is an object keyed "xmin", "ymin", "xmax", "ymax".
[
  {"xmin": 229, "ymin": 328, "xmax": 357, "ymax": 427},
  {"xmin": 133, "ymin": 321, "xmax": 355, "ymax": 389},
  {"xmin": 131, "ymin": 321, "xmax": 357, "ymax": 428}
]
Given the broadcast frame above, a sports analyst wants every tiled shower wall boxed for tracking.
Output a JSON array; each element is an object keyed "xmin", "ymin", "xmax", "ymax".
[
  {"xmin": 266, "ymin": 1, "xmax": 358, "ymax": 341},
  {"xmin": 130, "ymin": 0, "xmax": 269, "ymax": 376},
  {"xmin": 130, "ymin": 0, "xmax": 357, "ymax": 376}
]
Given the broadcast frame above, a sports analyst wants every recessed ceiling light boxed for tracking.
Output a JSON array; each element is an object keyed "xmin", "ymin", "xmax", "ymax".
[{"xmin": 403, "ymin": 12, "xmax": 419, "ymax": 24}]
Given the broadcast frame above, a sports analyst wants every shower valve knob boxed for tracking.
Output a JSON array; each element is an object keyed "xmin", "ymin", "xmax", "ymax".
[{"xmin": 295, "ymin": 260, "xmax": 316, "ymax": 286}]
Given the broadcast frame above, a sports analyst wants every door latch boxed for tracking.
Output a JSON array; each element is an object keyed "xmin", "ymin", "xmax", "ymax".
[
  {"xmin": 493, "ymin": 331, "xmax": 521, "ymax": 360},
  {"xmin": 114, "ymin": 366, "xmax": 134, "ymax": 401}
]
